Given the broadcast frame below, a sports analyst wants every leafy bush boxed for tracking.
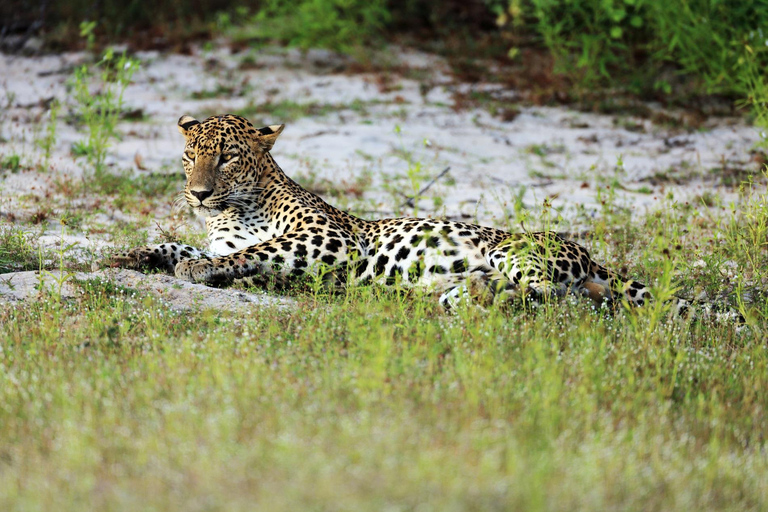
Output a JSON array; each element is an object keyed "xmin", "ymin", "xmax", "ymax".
[
  {"xmin": 232, "ymin": 0, "xmax": 391, "ymax": 52},
  {"xmin": 491, "ymin": 1, "xmax": 768, "ymax": 93},
  {"xmin": 14, "ymin": 0, "xmax": 238, "ymax": 36},
  {"xmin": 490, "ymin": 0, "xmax": 768, "ymax": 139}
]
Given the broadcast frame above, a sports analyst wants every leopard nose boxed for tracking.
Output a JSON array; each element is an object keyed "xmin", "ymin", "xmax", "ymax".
[{"xmin": 190, "ymin": 189, "xmax": 213, "ymax": 203}]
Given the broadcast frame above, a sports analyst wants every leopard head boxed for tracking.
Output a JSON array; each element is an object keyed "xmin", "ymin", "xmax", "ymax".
[{"xmin": 177, "ymin": 114, "xmax": 284, "ymax": 216}]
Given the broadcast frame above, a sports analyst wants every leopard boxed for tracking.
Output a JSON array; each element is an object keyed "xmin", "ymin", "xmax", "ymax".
[{"xmin": 111, "ymin": 113, "xmax": 693, "ymax": 316}]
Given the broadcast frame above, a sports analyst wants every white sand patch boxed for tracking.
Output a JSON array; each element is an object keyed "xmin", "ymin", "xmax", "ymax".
[{"xmin": 0, "ymin": 269, "xmax": 291, "ymax": 312}]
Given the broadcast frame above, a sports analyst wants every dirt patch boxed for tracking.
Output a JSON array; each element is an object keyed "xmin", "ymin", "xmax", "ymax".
[{"xmin": 0, "ymin": 269, "xmax": 291, "ymax": 312}]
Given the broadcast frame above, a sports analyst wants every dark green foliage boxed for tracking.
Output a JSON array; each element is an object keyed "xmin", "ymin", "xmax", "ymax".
[
  {"xmin": 489, "ymin": 0, "xmax": 768, "ymax": 98},
  {"xmin": 245, "ymin": 0, "xmax": 391, "ymax": 52},
  {"xmin": 2, "ymin": 0, "xmax": 237, "ymax": 37}
]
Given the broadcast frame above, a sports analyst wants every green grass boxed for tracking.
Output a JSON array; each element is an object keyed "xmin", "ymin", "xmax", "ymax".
[
  {"xmin": 70, "ymin": 48, "xmax": 139, "ymax": 176},
  {"xmin": 1, "ymin": 154, "xmax": 23, "ymax": 173},
  {"xmin": 0, "ymin": 274, "xmax": 766, "ymax": 511},
  {"xmin": 227, "ymin": 0, "xmax": 390, "ymax": 53},
  {"xmin": 0, "ymin": 225, "xmax": 44, "ymax": 273},
  {"xmin": 1, "ymin": 179, "xmax": 767, "ymax": 510},
  {"xmin": 52, "ymin": 169, "xmax": 184, "ymax": 206},
  {"xmin": 2, "ymin": 17, "xmax": 767, "ymax": 502},
  {"xmin": 102, "ymin": 171, "xmax": 184, "ymax": 199}
]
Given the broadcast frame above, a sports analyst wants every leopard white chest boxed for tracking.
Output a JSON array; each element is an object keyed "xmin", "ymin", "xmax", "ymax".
[{"xmin": 206, "ymin": 210, "xmax": 273, "ymax": 256}]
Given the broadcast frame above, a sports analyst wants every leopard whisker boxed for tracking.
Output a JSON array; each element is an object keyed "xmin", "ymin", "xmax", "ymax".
[{"xmin": 171, "ymin": 192, "xmax": 189, "ymax": 213}]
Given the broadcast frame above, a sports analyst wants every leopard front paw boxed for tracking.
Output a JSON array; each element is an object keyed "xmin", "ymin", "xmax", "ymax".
[
  {"xmin": 109, "ymin": 246, "xmax": 171, "ymax": 272},
  {"xmin": 174, "ymin": 258, "xmax": 220, "ymax": 284}
]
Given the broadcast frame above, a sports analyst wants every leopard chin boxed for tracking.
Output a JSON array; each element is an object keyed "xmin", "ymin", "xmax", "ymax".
[{"xmin": 191, "ymin": 205, "xmax": 222, "ymax": 218}]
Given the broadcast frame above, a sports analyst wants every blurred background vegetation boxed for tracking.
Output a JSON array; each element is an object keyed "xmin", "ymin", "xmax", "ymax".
[{"xmin": 2, "ymin": 0, "xmax": 768, "ymax": 124}]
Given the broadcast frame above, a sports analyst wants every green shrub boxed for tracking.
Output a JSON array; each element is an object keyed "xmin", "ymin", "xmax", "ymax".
[
  {"xmin": 31, "ymin": 0, "xmax": 238, "ymax": 38},
  {"xmin": 490, "ymin": 0, "xmax": 768, "ymax": 141},
  {"xmin": 232, "ymin": 0, "xmax": 391, "ymax": 52},
  {"xmin": 493, "ymin": 1, "xmax": 766, "ymax": 92}
]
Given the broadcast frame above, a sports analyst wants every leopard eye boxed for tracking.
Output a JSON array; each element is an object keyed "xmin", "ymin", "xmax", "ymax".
[
  {"xmin": 221, "ymin": 153, "xmax": 235, "ymax": 163},
  {"xmin": 184, "ymin": 150, "xmax": 195, "ymax": 160}
]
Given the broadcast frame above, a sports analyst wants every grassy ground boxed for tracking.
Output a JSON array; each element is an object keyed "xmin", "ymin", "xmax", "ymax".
[
  {"xmin": 1, "ymin": 181, "xmax": 767, "ymax": 511},
  {"xmin": 1, "ymin": 17, "xmax": 767, "ymax": 508},
  {"xmin": 0, "ymin": 287, "xmax": 766, "ymax": 511}
]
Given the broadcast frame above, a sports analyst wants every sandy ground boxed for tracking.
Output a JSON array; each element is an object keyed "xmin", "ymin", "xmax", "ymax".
[
  {"xmin": 0, "ymin": 269, "xmax": 290, "ymax": 311},
  {"xmin": 0, "ymin": 43, "xmax": 763, "ymax": 309}
]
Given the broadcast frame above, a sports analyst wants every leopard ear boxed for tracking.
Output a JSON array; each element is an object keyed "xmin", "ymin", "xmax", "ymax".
[
  {"xmin": 255, "ymin": 124, "xmax": 285, "ymax": 152},
  {"xmin": 177, "ymin": 115, "xmax": 200, "ymax": 138}
]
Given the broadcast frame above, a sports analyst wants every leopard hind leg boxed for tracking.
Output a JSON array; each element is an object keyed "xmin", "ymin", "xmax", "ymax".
[
  {"xmin": 583, "ymin": 262, "xmax": 694, "ymax": 317},
  {"xmin": 438, "ymin": 267, "xmax": 524, "ymax": 310}
]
